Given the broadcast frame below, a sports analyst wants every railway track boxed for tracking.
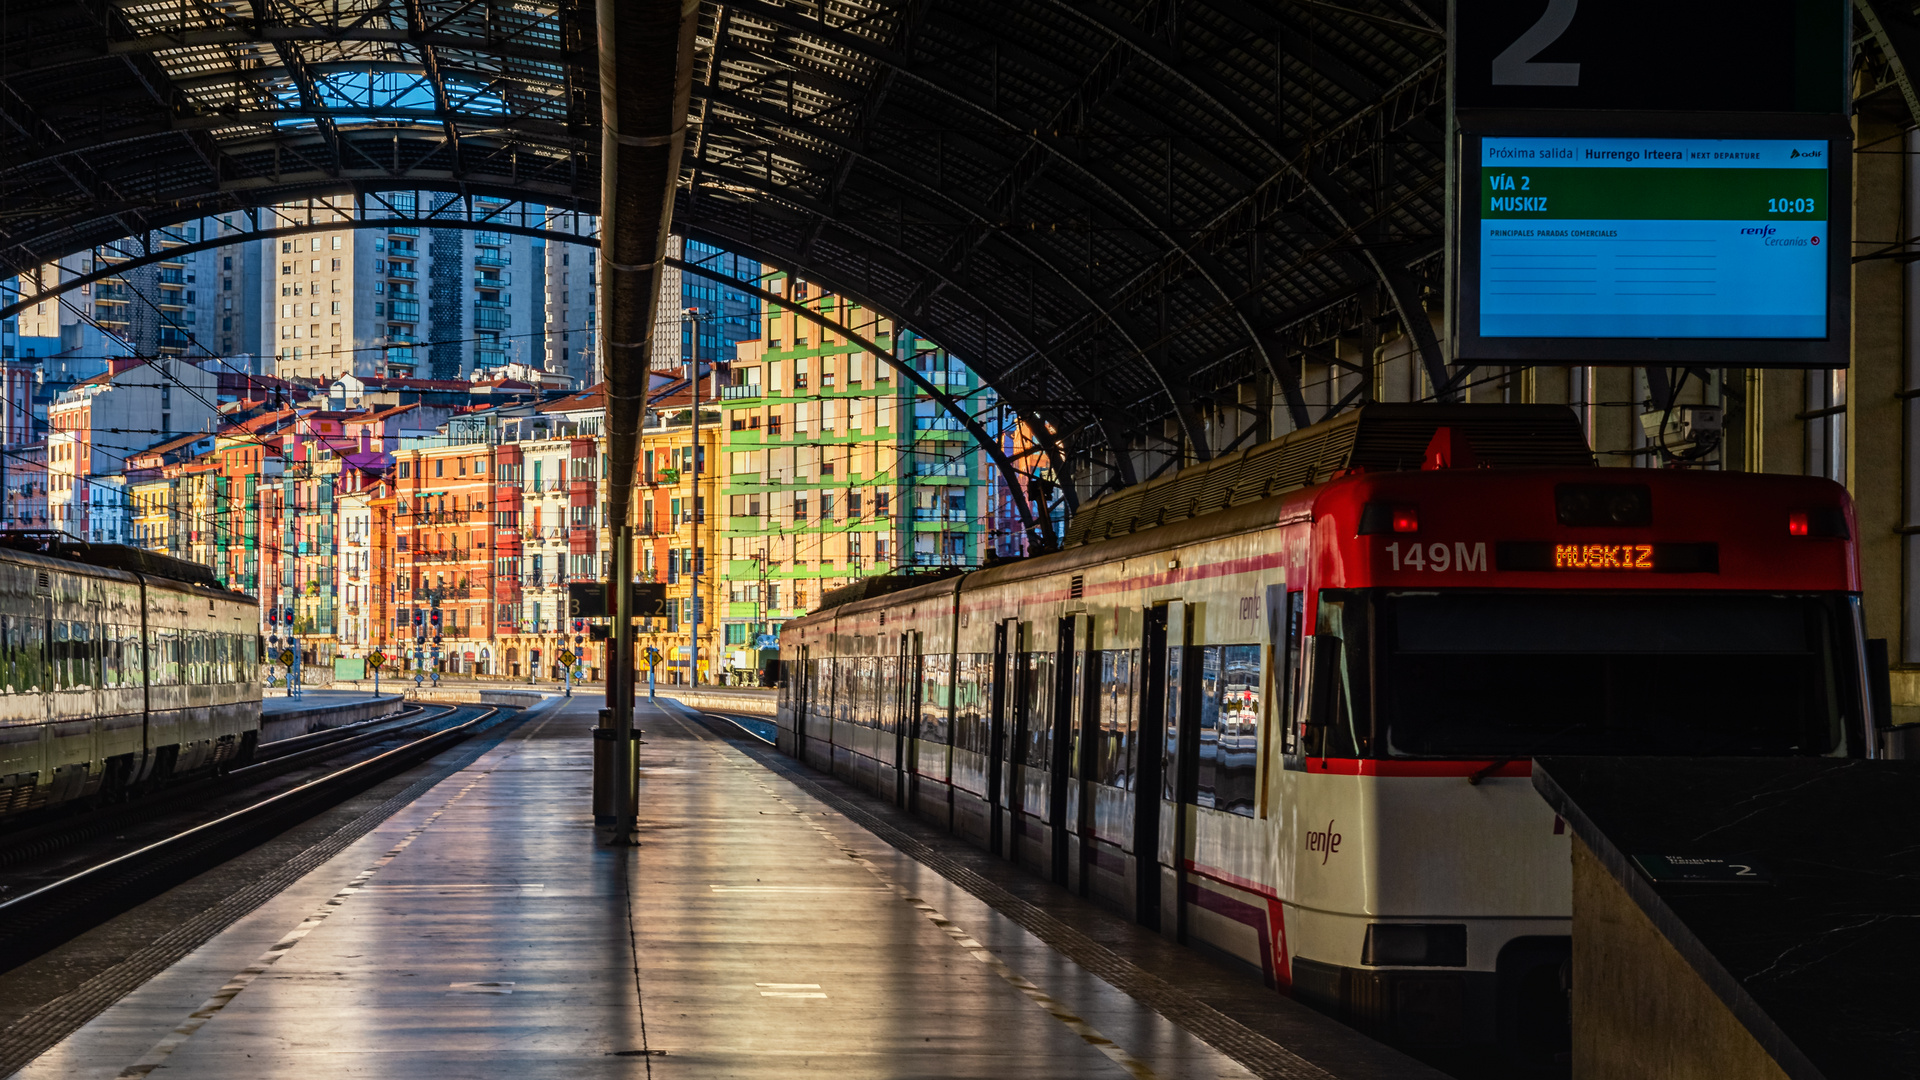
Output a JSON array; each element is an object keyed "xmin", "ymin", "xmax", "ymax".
[
  {"xmin": 0, "ymin": 704, "xmax": 506, "ymax": 974},
  {"xmin": 0, "ymin": 705, "xmax": 459, "ymax": 869}
]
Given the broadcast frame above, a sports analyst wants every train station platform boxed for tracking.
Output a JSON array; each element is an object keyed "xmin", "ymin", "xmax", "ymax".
[
  {"xmin": 10, "ymin": 694, "xmax": 1441, "ymax": 1080},
  {"xmin": 258, "ymin": 690, "xmax": 405, "ymax": 743}
]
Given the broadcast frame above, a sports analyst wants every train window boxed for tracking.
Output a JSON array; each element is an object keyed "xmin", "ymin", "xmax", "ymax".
[
  {"xmin": 1306, "ymin": 593, "xmax": 1370, "ymax": 759},
  {"xmin": 162, "ymin": 630, "xmax": 182, "ymax": 685},
  {"xmin": 1093, "ymin": 650, "xmax": 1137, "ymax": 789},
  {"xmin": 0, "ymin": 615, "xmax": 40, "ymax": 694},
  {"xmin": 57, "ymin": 621, "xmax": 95, "ymax": 690},
  {"xmin": 954, "ymin": 653, "xmax": 991, "ymax": 752},
  {"xmin": 1022, "ymin": 652, "xmax": 1053, "ymax": 770},
  {"xmin": 1194, "ymin": 647, "xmax": 1221, "ymax": 808},
  {"xmin": 102, "ymin": 625, "xmax": 122, "ymax": 688},
  {"xmin": 1382, "ymin": 591, "xmax": 1860, "ymax": 758},
  {"xmin": 1281, "ymin": 591, "xmax": 1304, "ymax": 756},
  {"xmin": 1214, "ymin": 646, "xmax": 1261, "ymax": 816},
  {"xmin": 919, "ymin": 652, "xmax": 951, "ymax": 745},
  {"xmin": 1187, "ymin": 646, "xmax": 1261, "ymax": 816},
  {"xmin": 1162, "ymin": 646, "xmax": 1183, "ymax": 802}
]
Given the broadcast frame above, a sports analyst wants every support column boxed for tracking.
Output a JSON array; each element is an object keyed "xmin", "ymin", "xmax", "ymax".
[
  {"xmin": 1591, "ymin": 367, "xmax": 1637, "ymax": 467},
  {"xmin": 1854, "ymin": 101, "xmax": 1909, "ymax": 668}
]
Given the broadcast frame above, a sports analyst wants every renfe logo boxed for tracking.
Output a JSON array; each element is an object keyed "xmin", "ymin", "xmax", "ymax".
[{"xmin": 1305, "ymin": 820, "xmax": 1342, "ymax": 864}]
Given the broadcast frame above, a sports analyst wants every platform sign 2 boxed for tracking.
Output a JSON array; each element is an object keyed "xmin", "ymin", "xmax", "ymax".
[
  {"xmin": 1633, "ymin": 853, "xmax": 1774, "ymax": 885},
  {"xmin": 1448, "ymin": 1, "xmax": 1852, "ymax": 370}
]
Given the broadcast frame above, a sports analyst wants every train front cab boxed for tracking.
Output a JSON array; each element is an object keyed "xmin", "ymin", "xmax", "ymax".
[
  {"xmin": 1267, "ymin": 467, "xmax": 1873, "ymax": 1062},
  {"xmin": 771, "ymin": 466, "xmax": 1874, "ymax": 1065}
]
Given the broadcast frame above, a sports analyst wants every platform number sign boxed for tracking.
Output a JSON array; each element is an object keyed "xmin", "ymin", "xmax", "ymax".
[
  {"xmin": 1452, "ymin": 1, "xmax": 1848, "ymax": 114},
  {"xmin": 367, "ymin": 651, "xmax": 387, "ymax": 670}
]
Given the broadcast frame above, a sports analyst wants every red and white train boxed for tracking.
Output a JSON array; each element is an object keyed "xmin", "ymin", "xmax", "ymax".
[{"xmin": 774, "ymin": 404, "xmax": 1882, "ymax": 1064}]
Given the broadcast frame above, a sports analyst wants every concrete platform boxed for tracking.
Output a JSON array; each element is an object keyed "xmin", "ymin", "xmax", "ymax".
[
  {"xmin": 258, "ymin": 690, "xmax": 405, "ymax": 743},
  {"xmin": 10, "ymin": 694, "xmax": 1435, "ymax": 1080}
]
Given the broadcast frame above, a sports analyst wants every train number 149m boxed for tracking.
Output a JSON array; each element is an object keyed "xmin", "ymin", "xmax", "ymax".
[{"xmin": 1384, "ymin": 541, "xmax": 1488, "ymax": 572}]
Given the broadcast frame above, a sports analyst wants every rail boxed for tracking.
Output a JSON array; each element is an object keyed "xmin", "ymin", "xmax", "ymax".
[{"xmin": 0, "ymin": 704, "xmax": 508, "ymax": 971}]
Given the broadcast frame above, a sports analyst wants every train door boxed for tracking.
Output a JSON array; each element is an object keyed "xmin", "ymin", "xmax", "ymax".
[
  {"xmin": 794, "ymin": 644, "xmax": 810, "ymax": 761},
  {"xmin": 988, "ymin": 619, "xmax": 1011, "ymax": 856},
  {"xmin": 1163, "ymin": 603, "xmax": 1201, "ymax": 943},
  {"xmin": 906, "ymin": 630, "xmax": 921, "ymax": 807},
  {"xmin": 894, "ymin": 632, "xmax": 910, "ymax": 808},
  {"xmin": 1049, "ymin": 615, "xmax": 1076, "ymax": 886},
  {"xmin": 1068, "ymin": 613, "xmax": 1098, "ymax": 898},
  {"xmin": 1005, "ymin": 621, "xmax": 1030, "ymax": 865},
  {"xmin": 1133, "ymin": 604, "xmax": 1169, "ymax": 931}
]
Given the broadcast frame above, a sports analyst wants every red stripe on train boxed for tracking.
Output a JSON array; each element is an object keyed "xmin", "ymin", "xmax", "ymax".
[{"xmin": 1301, "ymin": 758, "xmax": 1532, "ymax": 778}]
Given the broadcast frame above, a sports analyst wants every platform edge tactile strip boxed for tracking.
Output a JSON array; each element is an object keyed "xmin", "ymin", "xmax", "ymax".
[
  {"xmin": 0, "ymin": 709, "xmax": 534, "ymax": 1078},
  {"xmin": 679, "ymin": 711, "xmax": 1358, "ymax": 1080}
]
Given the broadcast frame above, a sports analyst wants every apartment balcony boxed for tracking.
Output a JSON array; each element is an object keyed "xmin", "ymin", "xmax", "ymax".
[
  {"xmin": 157, "ymin": 268, "xmax": 186, "ymax": 285},
  {"xmin": 720, "ymin": 384, "xmax": 762, "ymax": 401},
  {"xmin": 474, "ymin": 271, "xmax": 511, "ymax": 289},
  {"xmin": 476, "ymin": 347, "xmax": 508, "ymax": 368},
  {"xmin": 387, "ymin": 265, "xmax": 417, "ymax": 281},
  {"xmin": 474, "ymin": 250, "xmax": 511, "ymax": 268},
  {"xmin": 388, "ymin": 227, "xmax": 420, "ymax": 238},
  {"xmin": 388, "ymin": 299, "xmax": 421, "ymax": 319}
]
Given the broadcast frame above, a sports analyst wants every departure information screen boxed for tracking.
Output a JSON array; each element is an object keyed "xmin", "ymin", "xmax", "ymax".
[{"xmin": 1478, "ymin": 137, "xmax": 1829, "ymax": 340}]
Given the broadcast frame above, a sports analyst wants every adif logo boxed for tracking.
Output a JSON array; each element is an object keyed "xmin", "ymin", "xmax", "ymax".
[
  {"xmin": 1790, "ymin": 148, "xmax": 1823, "ymax": 159},
  {"xmin": 1305, "ymin": 820, "xmax": 1342, "ymax": 865}
]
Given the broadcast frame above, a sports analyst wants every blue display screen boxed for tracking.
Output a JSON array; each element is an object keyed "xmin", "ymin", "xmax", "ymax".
[{"xmin": 1477, "ymin": 137, "xmax": 1829, "ymax": 340}]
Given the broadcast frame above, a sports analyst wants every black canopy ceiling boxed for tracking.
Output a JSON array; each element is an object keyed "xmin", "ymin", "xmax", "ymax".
[{"xmin": 4, "ymin": 0, "xmax": 1912, "ymax": 500}]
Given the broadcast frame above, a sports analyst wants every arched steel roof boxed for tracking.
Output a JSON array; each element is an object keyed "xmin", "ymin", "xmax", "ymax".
[
  {"xmin": 8, "ymin": 1, "xmax": 1906, "ymax": 503},
  {"xmin": 0, "ymin": 0, "xmax": 596, "ymax": 272},
  {"xmin": 673, "ymin": 0, "xmax": 1451, "ymax": 493}
]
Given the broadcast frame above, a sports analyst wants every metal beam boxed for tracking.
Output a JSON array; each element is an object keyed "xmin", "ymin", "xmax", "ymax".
[{"xmin": 0, "ymin": 214, "xmax": 598, "ymax": 321}]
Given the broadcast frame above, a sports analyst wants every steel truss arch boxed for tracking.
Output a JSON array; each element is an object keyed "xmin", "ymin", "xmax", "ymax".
[
  {"xmin": 0, "ymin": 0, "xmax": 1461, "ymax": 506},
  {"xmin": 0, "ymin": 206, "xmax": 600, "ymax": 323}
]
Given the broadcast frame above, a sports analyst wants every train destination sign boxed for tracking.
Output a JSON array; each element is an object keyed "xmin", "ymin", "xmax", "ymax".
[
  {"xmin": 1476, "ymin": 137, "xmax": 1828, "ymax": 340},
  {"xmin": 1495, "ymin": 541, "xmax": 1719, "ymax": 574}
]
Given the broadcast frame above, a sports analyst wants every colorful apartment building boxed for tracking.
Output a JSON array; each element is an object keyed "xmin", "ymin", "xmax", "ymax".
[
  {"xmin": 718, "ymin": 275, "xmax": 991, "ymax": 666},
  {"xmin": 393, "ymin": 433, "xmax": 500, "ymax": 674},
  {"xmin": 635, "ymin": 380, "xmax": 725, "ymax": 684}
]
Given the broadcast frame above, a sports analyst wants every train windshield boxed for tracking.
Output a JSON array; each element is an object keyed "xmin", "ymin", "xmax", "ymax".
[{"xmin": 1378, "ymin": 591, "xmax": 1861, "ymax": 758}]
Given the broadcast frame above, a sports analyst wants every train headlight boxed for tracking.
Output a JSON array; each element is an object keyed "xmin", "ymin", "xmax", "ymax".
[
  {"xmin": 1789, "ymin": 508, "xmax": 1848, "ymax": 539},
  {"xmin": 1358, "ymin": 502, "xmax": 1418, "ymax": 536},
  {"xmin": 1362, "ymin": 923, "xmax": 1467, "ymax": 967}
]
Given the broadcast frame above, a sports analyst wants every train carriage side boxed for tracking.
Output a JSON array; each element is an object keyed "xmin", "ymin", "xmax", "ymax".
[
  {"xmin": 952, "ymin": 497, "xmax": 1311, "ymax": 952},
  {"xmin": 0, "ymin": 547, "xmax": 262, "ymax": 818}
]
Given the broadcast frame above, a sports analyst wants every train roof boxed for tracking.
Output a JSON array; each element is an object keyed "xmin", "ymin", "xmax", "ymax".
[
  {"xmin": 0, "ymin": 533, "xmax": 244, "ymax": 595},
  {"xmin": 790, "ymin": 404, "xmax": 1856, "ymax": 628},
  {"xmin": 1061, "ymin": 403, "xmax": 1591, "ymax": 548}
]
